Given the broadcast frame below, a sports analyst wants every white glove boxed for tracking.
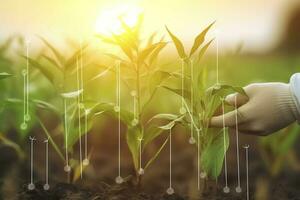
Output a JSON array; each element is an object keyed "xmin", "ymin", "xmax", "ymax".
[{"xmin": 210, "ymin": 82, "xmax": 300, "ymax": 136}]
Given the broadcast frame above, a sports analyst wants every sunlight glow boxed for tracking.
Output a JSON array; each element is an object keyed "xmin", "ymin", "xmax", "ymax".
[{"xmin": 95, "ymin": 5, "xmax": 143, "ymax": 35}]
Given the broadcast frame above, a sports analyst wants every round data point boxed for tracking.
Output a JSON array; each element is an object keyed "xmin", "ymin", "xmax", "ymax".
[
  {"xmin": 20, "ymin": 122, "xmax": 27, "ymax": 130},
  {"xmin": 64, "ymin": 165, "xmax": 71, "ymax": 172},
  {"xmin": 114, "ymin": 106, "xmax": 120, "ymax": 113},
  {"xmin": 215, "ymin": 85, "xmax": 221, "ymax": 90},
  {"xmin": 235, "ymin": 186, "xmax": 242, "ymax": 193},
  {"xmin": 131, "ymin": 119, "xmax": 138, "ymax": 126},
  {"xmin": 200, "ymin": 172, "xmax": 207, "ymax": 179},
  {"xmin": 79, "ymin": 103, "xmax": 85, "ymax": 109},
  {"xmin": 115, "ymin": 176, "xmax": 124, "ymax": 184},
  {"xmin": 43, "ymin": 184, "xmax": 50, "ymax": 191},
  {"xmin": 138, "ymin": 168, "xmax": 144, "ymax": 175},
  {"xmin": 22, "ymin": 69, "xmax": 27, "ymax": 76},
  {"xmin": 130, "ymin": 90, "xmax": 137, "ymax": 97},
  {"xmin": 223, "ymin": 186, "xmax": 230, "ymax": 193},
  {"xmin": 83, "ymin": 158, "xmax": 89, "ymax": 166},
  {"xmin": 188, "ymin": 137, "xmax": 196, "ymax": 144},
  {"xmin": 28, "ymin": 183, "xmax": 35, "ymax": 190},
  {"xmin": 25, "ymin": 114, "xmax": 31, "ymax": 121},
  {"xmin": 179, "ymin": 107, "xmax": 186, "ymax": 114},
  {"xmin": 166, "ymin": 187, "xmax": 174, "ymax": 195}
]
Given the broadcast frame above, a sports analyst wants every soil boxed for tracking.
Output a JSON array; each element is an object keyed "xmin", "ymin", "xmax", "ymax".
[{"xmin": 1, "ymin": 126, "xmax": 300, "ymax": 200}]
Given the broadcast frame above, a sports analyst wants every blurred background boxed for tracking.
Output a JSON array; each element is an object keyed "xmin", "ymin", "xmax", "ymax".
[{"xmin": 0, "ymin": 0, "xmax": 300, "ymax": 53}]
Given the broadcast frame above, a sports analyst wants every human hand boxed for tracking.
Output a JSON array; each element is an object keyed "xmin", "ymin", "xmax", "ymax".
[{"xmin": 210, "ymin": 83, "xmax": 299, "ymax": 136}]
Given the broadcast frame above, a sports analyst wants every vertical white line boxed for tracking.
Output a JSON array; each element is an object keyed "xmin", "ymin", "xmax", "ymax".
[
  {"xmin": 235, "ymin": 96, "xmax": 242, "ymax": 193},
  {"xmin": 64, "ymin": 99, "xmax": 70, "ymax": 172},
  {"xmin": 138, "ymin": 138, "xmax": 144, "ymax": 175},
  {"xmin": 44, "ymin": 139, "xmax": 50, "ymax": 190},
  {"xmin": 83, "ymin": 109, "xmax": 89, "ymax": 166},
  {"xmin": 46, "ymin": 140, "xmax": 48, "ymax": 184},
  {"xmin": 216, "ymin": 30, "xmax": 219, "ymax": 85},
  {"xmin": 77, "ymin": 56, "xmax": 83, "ymax": 179},
  {"xmin": 244, "ymin": 145, "xmax": 250, "ymax": 200},
  {"xmin": 26, "ymin": 42, "xmax": 30, "ymax": 121},
  {"xmin": 21, "ymin": 71, "xmax": 27, "ymax": 130},
  {"xmin": 190, "ymin": 60, "xmax": 194, "ymax": 143},
  {"xmin": 222, "ymin": 99, "xmax": 230, "ymax": 193},
  {"xmin": 28, "ymin": 136, "xmax": 35, "ymax": 190},
  {"xmin": 30, "ymin": 138, "xmax": 33, "ymax": 183},
  {"xmin": 80, "ymin": 40, "xmax": 84, "ymax": 102},
  {"xmin": 169, "ymin": 129, "xmax": 172, "ymax": 187},
  {"xmin": 166, "ymin": 129, "xmax": 174, "ymax": 195},
  {"xmin": 197, "ymin": 129, "xmax": 200, "ymax": 190},
  {"xmin": 115, "ymin": 61, "xmax": 123, "ymax": 184}
]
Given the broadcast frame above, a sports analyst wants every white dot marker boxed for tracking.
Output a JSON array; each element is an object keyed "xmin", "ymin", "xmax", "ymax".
[
  {"xmin": 20, "ymin": 122, "xmax": 27, "ymax": 130},
  {"xmin": 131, "ymin": 119, "xmax": 138, "ymax": 126},
  {"xmin": 200, "ymin": 171, "xmax": 207, "ymax": 179},
  {"xmin": 189, "ymin": 136, "xmax": 196, "ymax": 144},
  {"xmin": 223, "ymin": 186, "xmax": 230, "ymax": 193},
  {"xmin": 64, "ymin": 165, "xmax": 71, "ymax": 172},
  {"xmin": 138, "ymin": 168, "xmax": 144, "ymax": 175},
  {"xmin": 115, "ymin": 176, "xmax": 124, "ymax": 184},
  {"xmin": 28, "ymin": 183, "xmax": 35, "ymax": 190},
  {"xmin": 43, "ymin": 184, "xmax": 50, "ymax": 191},
  {"xmin": 166, "ymin": 187, "xmax": 174, "ymax": 195},
  {"xmin": 114, "ymin": 105, "xmax": 120, "ymax": 112}
]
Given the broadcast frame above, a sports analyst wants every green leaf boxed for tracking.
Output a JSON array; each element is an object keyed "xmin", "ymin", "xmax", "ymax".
[
  {"xmin": 38, "ymin": 119, "xmax": 65, "ymax": 161},
  {"xmin": 64, "ymin": 44, "xmax": 88, "ymax": 70},
  {"xmin": 127, "ymin": 125, "xmax": 143, "ymax": 170},
  {"xmin": 148, "ymin": 42, "xmax": 168, "ymax": 66},
  {"xmin": 158, "ymin": 115, "xmax": 184, "ymax": 130},
  {"xmin": 32, "ymin": 99, "xmax": 60, "ymax": 115},
  {"xmin": 96, "ymin": 34, "xmax": 117, "ymax": 45},
  {"xmin": 189, "ymin": 21, "xmax": 215, "ymax": 57},
  {"xmin": 112, "ymin": 34, "xmax": 134, "ymax": 61},
  {"xmin": 165, "ymin": 26, "xmax": 186, "ymax": 59},
  {"xmin": 143, "ymin": 125, "xmax": 164, "ymax": 147},
  {"xmin": 42, "ymin": 54, "xmax": 62, "ymax": 69},
  {"xmin": 61, "ymin": 89, "xmax": 83, "ymax": 99},
  {"xmin": 201, "ymin": 128, "xmax": 229, "ymax": 179},
  {"xmin": 196, "ymin": 39, "xmax": 214, "ymax": 63},
  {"xmin": 162, "ymin": 86, "xmax": 191, "ymax": 99},
  {"xmin": 148, "ymin": 113, "xmax": 179, "ymax": 123},
  {"xmin": 39, "ymin": 37, "xmax": 65, "ymax": 65},
  {"xmin": 144, "ymin": 136, "xmax": 169, "ymax": 170},
  {"xmin": 25, "ymin": 56, "xmax": 63, "ymax": 86},
  {"xmin": 0, "ymin": 72, "xmax": 13, "ymax": 80},
  {"xmin": 149, "ymin": 70, "xmax": 172, "ymax": 93},
  {"xmin": 138, "ymin": 42, "xmax": 164, "ymax": 65},
  {"xmin": 211, "ymin": 84, "xmax": 247, "ymax": 97}
]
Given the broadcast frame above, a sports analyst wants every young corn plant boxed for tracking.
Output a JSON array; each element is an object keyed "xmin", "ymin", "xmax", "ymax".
[
  {"xmin": 25, "ymin": 38, "xmax": 102, "ymax": 181},
  {"xmin": 157, "ymin": 23, "xmax": 247, "ymax": 182},
  {"xmin": 95, "ymin": 16, "xmax": 173, "ymax": 185}
]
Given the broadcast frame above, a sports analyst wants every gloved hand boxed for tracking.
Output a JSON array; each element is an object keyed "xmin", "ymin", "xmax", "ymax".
[{"xmin": 210, "ymin": 82, "xmax": 300, "ymax": 136}]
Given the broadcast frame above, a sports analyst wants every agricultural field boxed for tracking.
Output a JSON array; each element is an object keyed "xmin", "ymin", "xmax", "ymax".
[{"xmin": 1, "ymin": 1, "xmax": 300, "ymax": 200}]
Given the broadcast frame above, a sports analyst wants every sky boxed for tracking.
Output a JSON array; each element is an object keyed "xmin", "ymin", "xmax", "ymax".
[{"xmin": 0, "ymin": 0, "xmax": 299, "ymax": 53}]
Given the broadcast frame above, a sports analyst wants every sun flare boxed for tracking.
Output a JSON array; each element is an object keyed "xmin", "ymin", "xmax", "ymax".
[{"xmin": 95, "ymin": 5, "xmax": 143, "ymax": 35}]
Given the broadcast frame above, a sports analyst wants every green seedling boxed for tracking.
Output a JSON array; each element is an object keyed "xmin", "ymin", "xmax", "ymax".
[
  {"xmin": 95, "ymin": 15, "xmax": 173, "ymax": 185},
  {"xmin": 160, "ymin": 22, "xmax": 247, "ymax": 181}
]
